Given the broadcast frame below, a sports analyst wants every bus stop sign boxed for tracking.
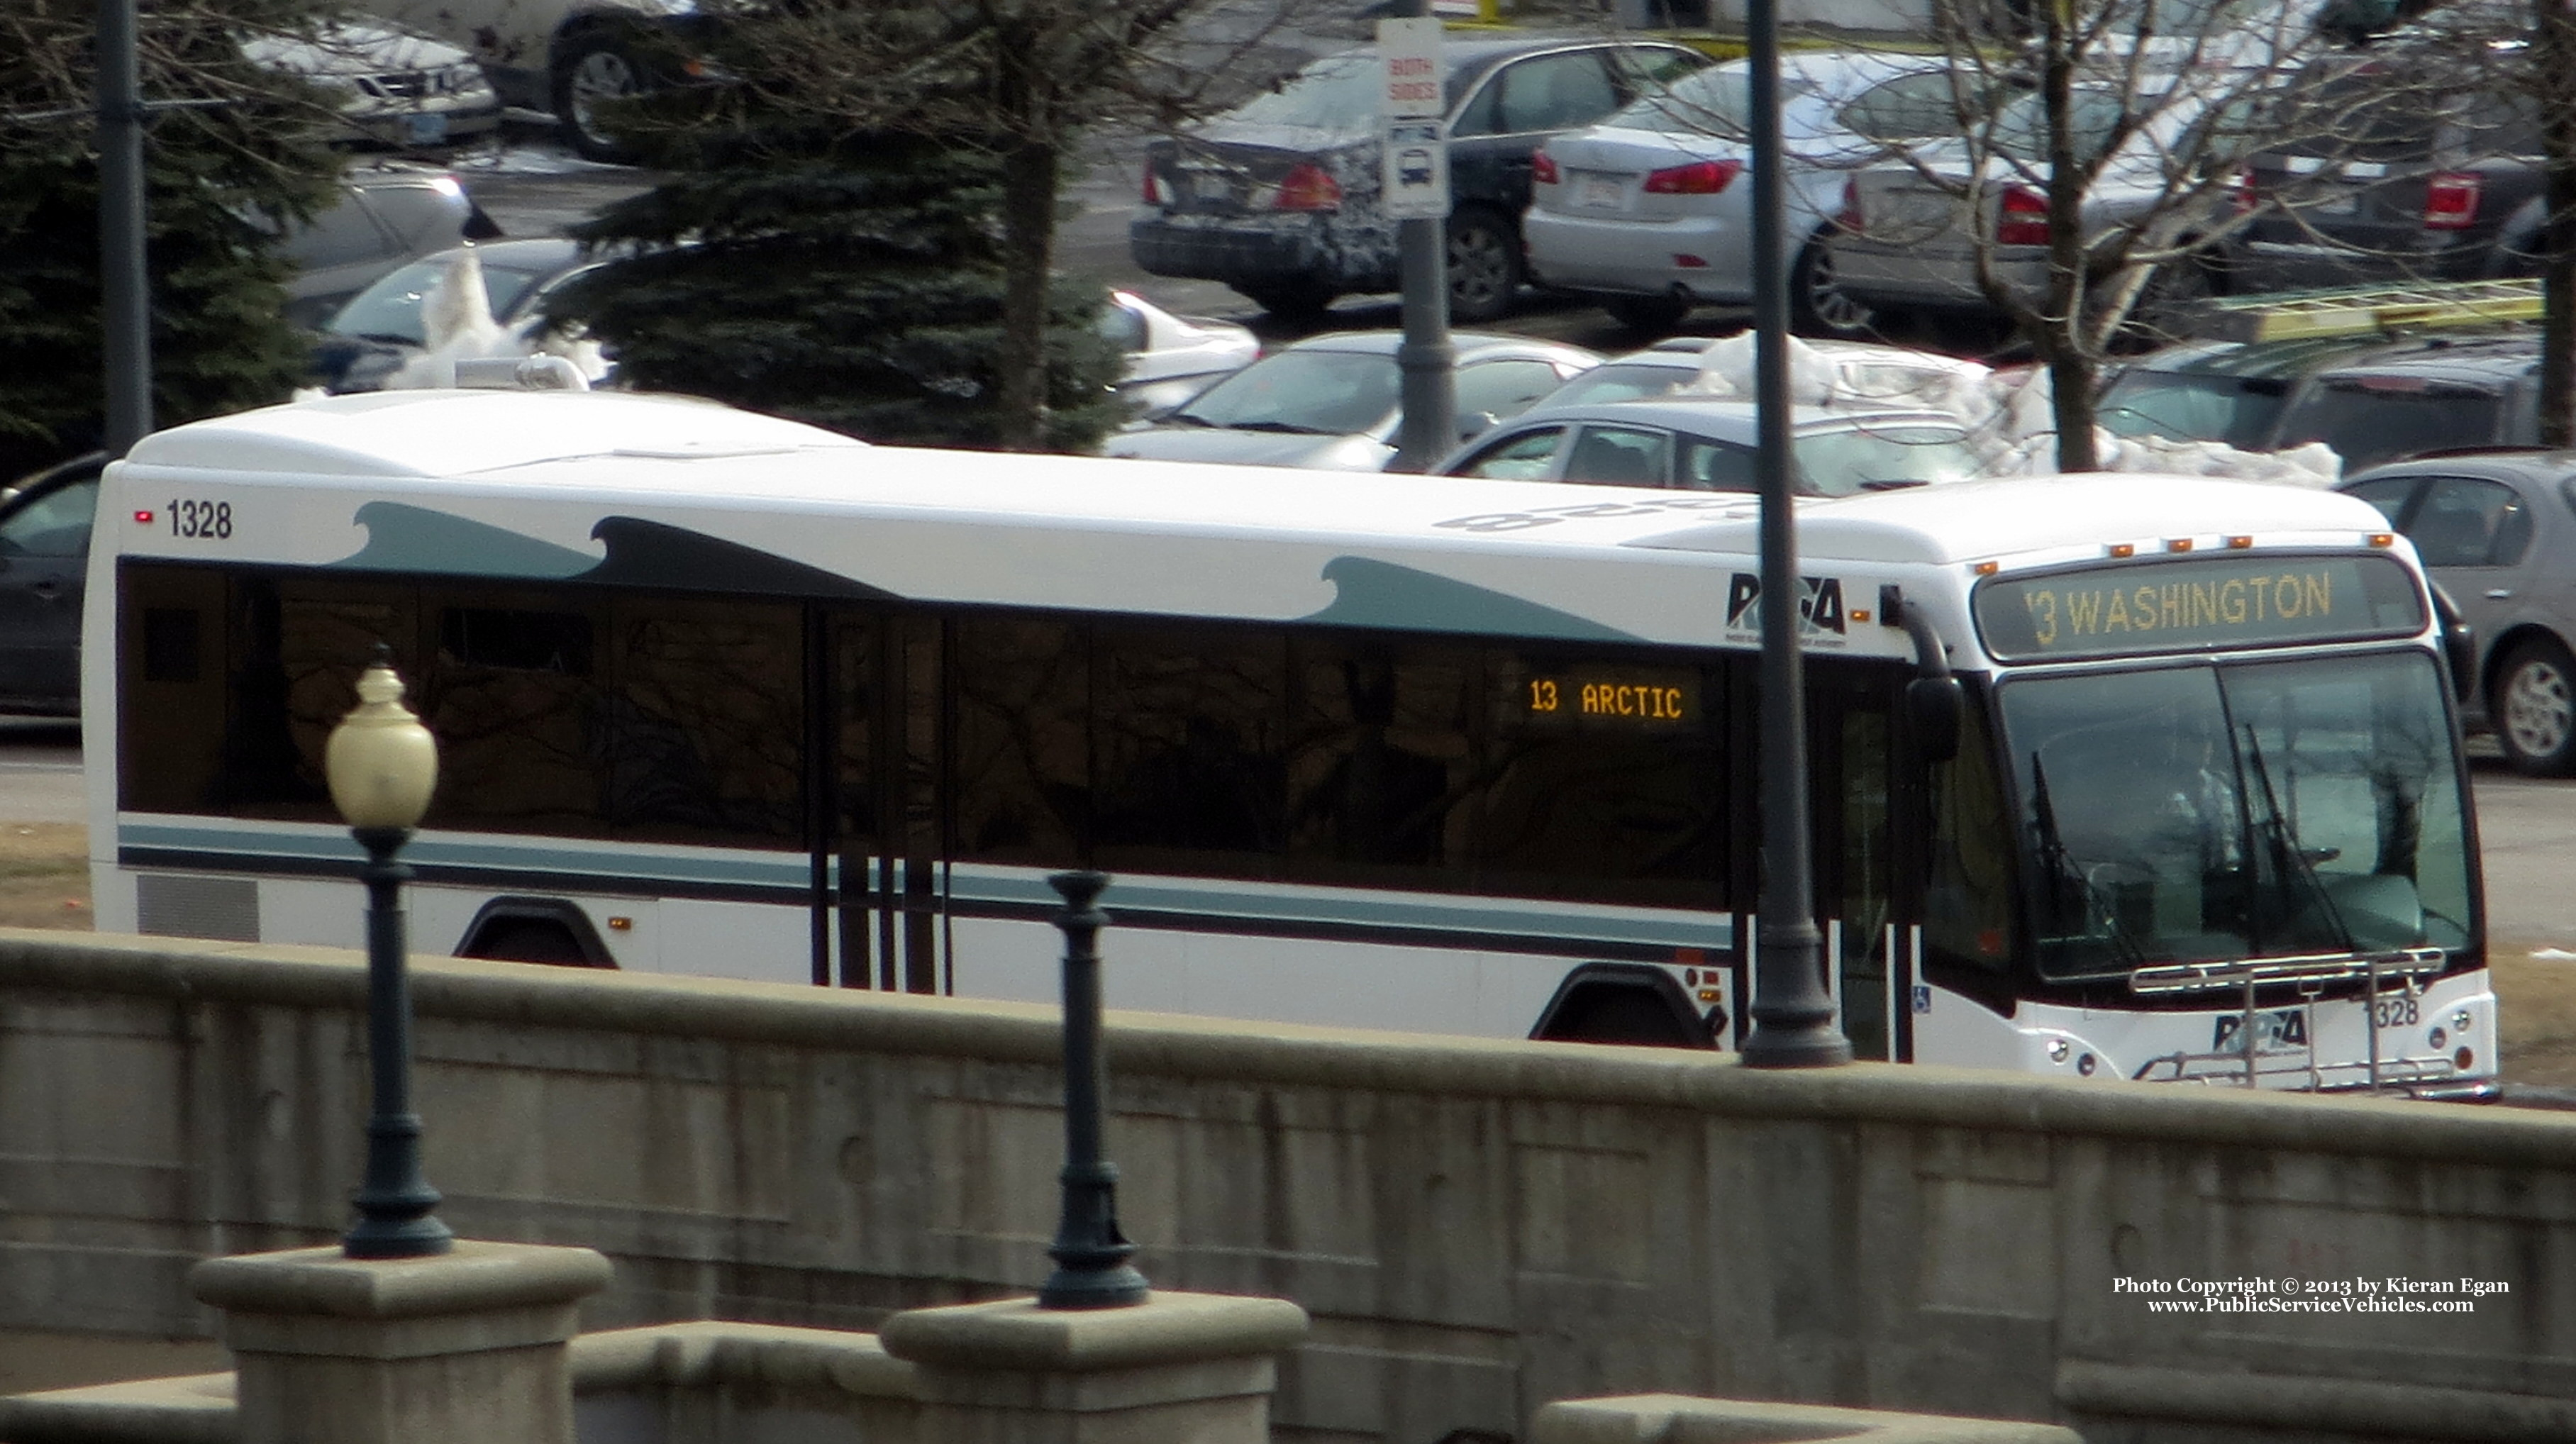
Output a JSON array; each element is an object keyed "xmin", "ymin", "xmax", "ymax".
[{"xmin": 1377, "ymin": 18, "xmax": 1450, "ymax": 220}]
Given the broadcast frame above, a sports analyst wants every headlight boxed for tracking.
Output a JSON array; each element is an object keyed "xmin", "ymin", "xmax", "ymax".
[{"xmin": 444, "ymin": 63, "xmax": 488, "ymax": 95}]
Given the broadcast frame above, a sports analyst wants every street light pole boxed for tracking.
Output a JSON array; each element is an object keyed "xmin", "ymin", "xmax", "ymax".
[
  {"xmin": 98, "ymin": 0, "xmax": 152, "ymax": 456},
  {"xmin": 326, "ymin": 650, "xmax": 452, "ymax": 1258},
  {"xmin": 1037, "ymin": 871, "xmax": 1148, "ymax": 1309},
  {"xmin": 1739, "ymin": 0, "xmax": 1850, "ymax": 1070}
]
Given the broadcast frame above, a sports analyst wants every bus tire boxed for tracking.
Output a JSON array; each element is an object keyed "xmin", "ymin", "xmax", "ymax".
[
  {"xmin": 2494, "ymin": 636, "xmax": 2576, "ymax": 776},
  {"xmin": 1530, "ymin": 963, "xmax": 1712, "ymax": 1048}
]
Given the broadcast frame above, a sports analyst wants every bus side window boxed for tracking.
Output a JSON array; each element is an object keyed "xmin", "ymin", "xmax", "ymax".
[
  {"xmin": 1923, "ymin": 696, "xmax": 2014, "ymax": 972},
  {"xmin": 951, "ymin": 614, "xmax": 1088, "ymax": 867},
  {"xmin": 119, "ymin": 565, "xmax": 228, "ymax": 813},
  {"xmin": 1287, "ymin": 639, "xmax": 1477, "ymax": 886},
  {"xmin": 1091, "ymin": 623, "xmax": 1287, "ymax": 877}
]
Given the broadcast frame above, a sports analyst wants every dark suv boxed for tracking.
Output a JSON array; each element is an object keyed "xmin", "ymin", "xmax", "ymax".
[
  {"xmin": 1128, "ymin": 35, "xmax": 1709, "ymax": 324},
  {"xmin": 2100, "ymin": 328, "xmax": 2541, "ymax": 472},
  {"xmin": 2231, "ymin": 57, "xmax": 2543, "ymax": 290}
]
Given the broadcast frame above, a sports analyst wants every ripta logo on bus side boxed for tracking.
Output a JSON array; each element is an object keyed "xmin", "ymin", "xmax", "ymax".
[{"xmin": 1724, "ymin": 573, "xmax": 1848, "ymax": 640}]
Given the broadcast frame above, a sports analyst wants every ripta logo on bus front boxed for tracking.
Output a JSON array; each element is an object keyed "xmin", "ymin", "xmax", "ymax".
[{"xmin": 1724, "ymin": 573, "xmax": 1847, "ymax": 638}]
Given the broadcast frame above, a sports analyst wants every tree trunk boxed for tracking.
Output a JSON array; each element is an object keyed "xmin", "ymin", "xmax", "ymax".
[
  {"xmin": 994, "ymin": 135, "xmax": 1059, "ymax": 452},
  {"xmin": 2038, "ymin": 0, "xmax": 2101, "ymax": 472},
  {"xmin": 2537, "ymin": 0, "xmax": 2576, "ymax": 448}
]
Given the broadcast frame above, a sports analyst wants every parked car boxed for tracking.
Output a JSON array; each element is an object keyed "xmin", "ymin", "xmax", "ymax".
[
  {"xmin": 1528, "ymin": 334, "xmax": 1992, "ymax": 411},
  {"xmin": 277, "ymin": 162, "xmax": 503, "ymax": 331},
  {"xmin": 1432, "ymin": 396, "xmax": 1984, "ymax": 496},
  {"xmin": 1522, "ymin": 50, "xmax": 1998, "ymax": 335},
  {"xmin": 2232, "ymin": 14, "xmax": 2543, "ymax": 290},
  {"xmin": 350, "ymin": 0, "xmax": 707, "ymax": 160},
  {"xmin": 1830, "ymin": 76, "xmax": 2258, "ymax": 334},
  {"xmin": 0, "ymin": 452, "xmax": 105, "ymax": 717},
  {"xmin": 1100, "ymin": 291, "xmax": 1261, "ymax": 421},
  {"xmin": 1128, "ymin": 35, "xmax": 1711, "ymax": 323},
  {"xmin": 243, "ymin": 18, "xmax": 501, "ymax": 150},
  {"xmin": 2100, "ymin": 327, "xmax": 2541, "ymax": 473},
  {"xmin": 309, "ymin": 237, "xmax": 604, "ymax": 391},
  {"xmin": 2339, "ymin": 450, "xmax": 2576, "ymax": 772},
  {"xmin": 1104, "ymin": 331, "xmax": 1600, "ymax": 470}
]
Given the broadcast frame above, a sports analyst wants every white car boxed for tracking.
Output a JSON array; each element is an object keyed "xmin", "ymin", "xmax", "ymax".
[
  {"xmin": 1105, "ymin": 331, "xmax": 1599, "ymax": 471},
  {"xmin": 243, "ymin": 18, "xmax": 501, "ymax": 150},
  {"xmin": 1100, "ymin": 291, "xmax": 1260, "ymax": 421},
  {"xmin": 1521, "ymin": 50, "xmax": 1994, "ymax": 336}
]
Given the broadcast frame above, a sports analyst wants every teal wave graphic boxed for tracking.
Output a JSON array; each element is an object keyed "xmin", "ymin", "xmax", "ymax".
[
  {"xmin": 333, "ymin": 501, "xmax": 599, "ymax": 577},
  {"xmin": 1301, "ymin": 555, "xmax": 1641, "ymax": 642}
]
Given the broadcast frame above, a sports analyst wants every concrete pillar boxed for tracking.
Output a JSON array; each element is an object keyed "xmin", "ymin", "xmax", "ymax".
[
  {"xmin": 187, "ymin": 1240, "xmax": 612, "ymax": 1444},
  {"xmin": 879, "ymin": 1292, "xmax": 1310, "ymax": 1444}
]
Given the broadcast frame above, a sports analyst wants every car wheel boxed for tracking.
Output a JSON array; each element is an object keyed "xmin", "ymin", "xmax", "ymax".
[
  {"xmin": 2496, "ymin": 638, "xmax": 2576, "ymax": 777},
  {"xmin": 553, "ymin": 32, "xmax": 646, "ymax": 165},
  {"xmin": 1234, "ymin": 281, "xmax": 1336, "ymax": 323},
  {"xmin": 1603, "ymin": 294, "xmax": 1692, "ymax": 335},
  {"xmin": 1789, "ymin": 232, "xmax": 1874, "ymax": 336},
  {"xmin": 1446, "ymin": 206, "xmax": 1522, "ymax": 324}
]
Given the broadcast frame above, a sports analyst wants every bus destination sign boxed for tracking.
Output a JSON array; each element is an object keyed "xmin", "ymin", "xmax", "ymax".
[
  {"xmin": 1510, "ymin": 665, "xmax": 1699, "ymax": 731},
  {"xmin": 1972, "ymin": 553, "xmax": 2424, "ymax": 662}
]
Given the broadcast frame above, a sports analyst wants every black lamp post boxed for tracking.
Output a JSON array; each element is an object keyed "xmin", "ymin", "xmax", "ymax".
[
  {"xmin": 1738, "ymin": 0, "xmax": 1853, "ymax": 1071},
  {"xmin": 326, "ymin": 650, "xmax": 453, "ymax": 1258},
  {"xmin": 1037, "ymin": 871, "xmax": 1148, "ymax": 1309}
]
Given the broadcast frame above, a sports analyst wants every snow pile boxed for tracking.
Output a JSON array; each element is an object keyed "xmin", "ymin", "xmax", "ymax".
[
  {"xmin": 1674, "ymin": 331, "xmax": 2341, "ymax": 488},
  {"xmin": 382, "ymin": 246, "xmax": 609, "ymax": 390}
]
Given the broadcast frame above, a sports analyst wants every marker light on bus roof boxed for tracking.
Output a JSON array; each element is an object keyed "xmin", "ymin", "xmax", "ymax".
[
  {"xmin": 2165, "ymin": 538, "xmax": 2193, "ymax": 552},
  {"xmin": 1972, "ymin": 560, "xmax": 1999, "ymax": 575},
  {"xmin": 2226, "ymin": 535, "xmax": 2254, "ymax": 550},
  {"xmin": 2106, "ymin": 543, "xmax": 2136, "ymax": 559},
  {"xmin": 2369, "ymin": 533, "xmax": 2395, "ymax": 548}
]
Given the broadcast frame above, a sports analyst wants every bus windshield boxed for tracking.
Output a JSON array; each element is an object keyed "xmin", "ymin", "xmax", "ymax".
[{"xmin": 1996, "ymin": 652, "xmax": 2472, "ymax": 981}]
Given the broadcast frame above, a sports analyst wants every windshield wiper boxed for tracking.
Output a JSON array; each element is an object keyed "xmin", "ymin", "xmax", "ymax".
[
  {"xmin": 2237, "ymin": 725, "xmax": 2353, "ymax": 953},
  {"xmin": 2030, "ymin": 755, "xmax": 2145, "ymax": 969},
  {"xmin": 1223, "ymin": 420, "xmax": 1333, "ymax": 435}
]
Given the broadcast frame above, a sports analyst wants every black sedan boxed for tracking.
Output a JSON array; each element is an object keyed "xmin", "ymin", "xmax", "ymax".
[{"xmin": 1129, "ymin": 35, "xmax": 1709, "ymax": 324}]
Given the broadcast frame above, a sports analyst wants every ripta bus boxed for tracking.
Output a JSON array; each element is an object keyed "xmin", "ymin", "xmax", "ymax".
[{"xmin": 86, "ymin": 387, "xmax": 2492, "ymax": 1095}]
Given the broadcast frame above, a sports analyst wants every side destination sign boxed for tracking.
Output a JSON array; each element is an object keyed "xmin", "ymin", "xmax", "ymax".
[{"xmin": 1972, "ymin": 553, "xmax": 2425, "ymax": 662}]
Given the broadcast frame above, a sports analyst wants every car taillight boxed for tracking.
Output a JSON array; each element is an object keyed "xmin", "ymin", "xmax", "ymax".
[
  {"xmin": 1143, "ymin": 167, "xmax": 1167, "ymax": 206},
  {"xmin": 1835, "ymin": 177, "xmax": 1862, "ymax": 231},
  {"xmin": 1997, "ymin": 185, "xmax": 2049, "ymax": 246},
  {"xmin": 2229, "ymin": 167, "xmax": 2255, "ymax": 216},
  {"xmin": 2424, "ymin": 172, "xmax": 2482, "ymax": 230},
  {"xmin": 1532, "ymin": 148, "xmax": 1559, "ymax": 185},
  {"xmin": 1642, "ymin": 160, "xmax": 1741, "ymax": 195},
  {"xmin": 1272, "ymin": 162, "xmax": 1341, "ymax": 212}
]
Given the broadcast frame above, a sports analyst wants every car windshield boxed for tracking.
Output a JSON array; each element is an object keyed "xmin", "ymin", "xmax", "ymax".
[
  {"xmin": 2275, "ymin": 379, "xmax": 2508, "ymax": 470},
  {"xmin": 1538, "ymin": 362, "xmax": 1694, "ymax": 407},
  {"xmin": 1165, "ymin": 350, "xmax": 1400, "ymax": 435},
  {"xmin": 1794, "ymin": 424, "xmax": 1978, "ymax": 495},
  {"xmin": 326, "ymin": 256, "xmax": 558, "ymax": 345},
  {"xmin": 1988, "ymin": 88, "xmax": 2131, "ymax": 163},
  {"xmin": 1225, "ymin": 54, "xmax": 1388, "ymax": 130},
  {"xmin": 1997, "ymin": 652, "xmax": 2472, "ymax": 981},
  {"xmin": 2099, "ymin": 369, "xmax": 2289, "ymax": 448}
]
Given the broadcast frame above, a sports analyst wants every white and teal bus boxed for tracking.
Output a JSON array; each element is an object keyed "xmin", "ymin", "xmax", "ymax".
[{"xmin": 88, "ymin": 387, "xmax": 2493, "ymax": 1095}]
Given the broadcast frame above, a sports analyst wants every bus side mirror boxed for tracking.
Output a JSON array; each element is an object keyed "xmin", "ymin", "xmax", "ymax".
[
  {"xmin": 1907, "ymin": 675, "xmax": 1962, "ymax": 764},
  {"xmin": 2428, "ymin": 579, "xmax": 2475, "ymax": 702}
]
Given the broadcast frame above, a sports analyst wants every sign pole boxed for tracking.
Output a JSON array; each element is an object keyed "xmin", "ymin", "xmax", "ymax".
[{"xmin": 1380, "ymin": 9, "xmax": 1455, "ymax": 472}]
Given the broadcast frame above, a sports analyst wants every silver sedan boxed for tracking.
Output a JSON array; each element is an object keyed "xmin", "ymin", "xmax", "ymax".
[{"xmin": 1521, "ymin": 50, "xmax": 1988, "ymax": 336}]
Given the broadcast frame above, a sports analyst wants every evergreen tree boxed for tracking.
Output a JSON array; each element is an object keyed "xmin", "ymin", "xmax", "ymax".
[
  {"xmin": 543, "ymin": 84, "xmax": 1124, "ymax": 453},
  {"xmin": 0, "ymin": 0, "xmax": 342, "ymax": 478}
]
